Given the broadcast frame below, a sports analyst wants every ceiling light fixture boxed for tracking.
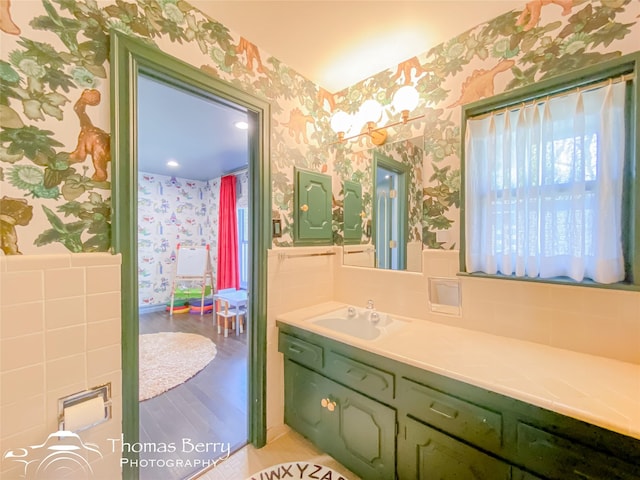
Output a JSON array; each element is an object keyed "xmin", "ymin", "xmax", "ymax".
[
  {"xmin": 234, "ymin": 121, "xmax": 249, "ymax": 130},
  {"xmin": 330, "ymin": 85, "xmax": 424, "ymax": 146},
  {"xmin": 167, "ymin": 160, "xmax": 179, "ymax": 167}
]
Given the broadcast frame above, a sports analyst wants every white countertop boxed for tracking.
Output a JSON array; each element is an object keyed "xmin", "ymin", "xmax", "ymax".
[{"xmin": 277, "ymin": 301, "xmax": 640, "ymax": 440}]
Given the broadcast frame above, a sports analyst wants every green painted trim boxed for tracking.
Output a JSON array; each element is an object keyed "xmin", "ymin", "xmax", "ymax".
[
  {"xmin": 293, "ymin": 167, "xmax": 333, "ymax": 246},
  {"xmin": 460, "ymin": 51, "xmax": 640, "ymax": 290},
  {"xmin": 109, "ymin": 32, "xmax": 139, "ymax": 478},
  {"xmin": 110, "ymin": 32, "xmax": 270, "ymax": 479},
  {"xmin": 462, "ymin": 52, "xmax": 640, "ymax": 118},
  {"xmin": 456, "ymin": 271, "xmax": 640, "ymax": 292},
  {"xmin": 626, "ymin": 53, "xmax": 640, "ymax": 285},
  {"xmin": 343, "ymin": 180, "xmax": 363, "ymax": 245},
  {"xmin": 373, "ymin": 151, "xmax": 409, "ymax": 270}
]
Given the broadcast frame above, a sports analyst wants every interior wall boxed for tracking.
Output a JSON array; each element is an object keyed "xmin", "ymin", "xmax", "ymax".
[
  {"xmin": 137, "ymin": 172, "xmax": 220, "ymax": 307},
  {"xmin": 0, "ymin": 254, "xmax": 122, "ymax": 479},
  {"xmin": 1, "ymin": 3, "xmax": 640, "ymax": 476},
  {"xmin": 265, "ymin": 246, "xmax": 338, "ymax": 438},
  {"xmin": 329, "ymin": 1, "xmax": 640, "ymax": 364},
  {"xmin": 334, "ymin": 250, "xmax": 640, "ymax": 364},
  {"xmin": 331, "ymin": 2, "xmax": 640, "ymax": 251},
  {"xmin": 0, "ymin": 1, "xmax": 319, "ymax": 475},
  {"xmin": 0, "ymin": 0, "xmax": 329, "ymax": 257}
]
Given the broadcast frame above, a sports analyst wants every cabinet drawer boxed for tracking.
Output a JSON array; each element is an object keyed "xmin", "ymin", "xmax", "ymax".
[
  {"xmin": 399, "ymin": 377, "xmax": 502, "ymax": 452},
  {"xmin": 325, "ymin": 351, "xmax": 395, "ymax": 403},
  {"xmin": 517, "ymin": 423, "xmax": 640, "ymax": 480},
  {"xmin": 279, "ymin": 333, "xmax": 323, "ymax": 370}
]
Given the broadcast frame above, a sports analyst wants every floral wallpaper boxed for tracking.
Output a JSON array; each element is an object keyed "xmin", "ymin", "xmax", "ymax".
[
  {"xmin": 137, "ymin": 172, "xmax": 219, "ymax": 307},
  {"xmin": 0, "ymin": 0, "xmax": 638, "ymax": 255},
  {"xmin": 328, "ymin": 0, "xmax": 639, "ymax": 250},
  {"xmin": 0, "ymin": 0, "xmax": 327, "ymax": 254}
]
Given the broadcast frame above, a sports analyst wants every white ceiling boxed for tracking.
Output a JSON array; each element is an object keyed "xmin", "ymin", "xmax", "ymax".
[
  {"xmin": 137, "ymin": 75, "xmax": 249, "ymax": 180},
  {"xmin": 138, "ymin": 1, "xmax": 523, "ymax": 180}
]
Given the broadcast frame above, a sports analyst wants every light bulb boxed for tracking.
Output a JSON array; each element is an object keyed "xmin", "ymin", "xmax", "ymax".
[
  {"xmin": 330, "ymin": 111, "xmax": 352, "ymax": 134},
  {"xmin": 392, "ymin": 86, "xmax": 420, "ymax": 113},
  {"xmin": 359, "ymin": 99, "xmax": 383, "ymax": 124}
]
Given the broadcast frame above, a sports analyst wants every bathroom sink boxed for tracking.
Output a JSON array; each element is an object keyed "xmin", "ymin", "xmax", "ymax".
[{"xmin": 310, "ymin": 307, "xmax": 406, "ymax": 340}]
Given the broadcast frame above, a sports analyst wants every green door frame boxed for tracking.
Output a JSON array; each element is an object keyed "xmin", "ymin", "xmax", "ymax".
[
  {"xmin": 110, "ymin": 31, "xmax": 270, "ymax": 479},
  {"xmin": 372, "ymin": 151, "xmax": 409, "ymax": 270}
]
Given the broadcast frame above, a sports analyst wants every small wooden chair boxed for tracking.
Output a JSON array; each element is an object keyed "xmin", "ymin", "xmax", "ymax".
[
  {"xmin": 216, "ymin": 299, "xmax": 236, "ymax": 337},
  {"xmin": 235, "ymin": 306, "xmax": 247, "ymax": 334}
]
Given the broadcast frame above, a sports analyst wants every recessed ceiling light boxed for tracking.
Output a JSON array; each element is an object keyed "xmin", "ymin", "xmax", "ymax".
[
  {"xmin": 234, "ymin": 121, "xmax": 249, "ymax": 130},
  {"xmin": 167, "ymin": 160, "xmax": 179, "ymax": 167}
]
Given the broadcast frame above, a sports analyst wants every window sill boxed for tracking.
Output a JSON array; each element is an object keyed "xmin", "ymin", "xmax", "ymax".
[{"xmin": 456, "ymin": 271, "xmax": 640, "ymax": 292}]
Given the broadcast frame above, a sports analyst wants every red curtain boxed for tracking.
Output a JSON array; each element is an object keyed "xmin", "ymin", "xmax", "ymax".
[{"xmin": 216, "ymin": 175, "xmax": 240, "ymax": 290}]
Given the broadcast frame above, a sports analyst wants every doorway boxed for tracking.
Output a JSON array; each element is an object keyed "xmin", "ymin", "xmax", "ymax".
[
  {"xmin": 136, "ymin": 72, "xmax": 251, "ymax": 479},
  {"xmin": 373, "ymin": 152, "xmax": 408, "ymax": 270},
  {"xmin": 111, "ymin": 32, "xmax": 269, "ymax": 480}
]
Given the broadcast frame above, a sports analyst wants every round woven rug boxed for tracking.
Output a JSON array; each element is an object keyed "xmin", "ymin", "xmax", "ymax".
[{"xmin": 139, "ymin": 332, "xmax": 217, "ymax": 401}]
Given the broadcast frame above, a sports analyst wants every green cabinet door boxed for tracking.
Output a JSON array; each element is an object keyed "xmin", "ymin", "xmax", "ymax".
[
  {"xmin": 398, "ymin": 417, "xmax": 511, "ymax": 480},
  {"xmin": 284, "ymin": 360, "xmax": 395, "ymax": 480},
  {"xmin": 284, "ymin": 359, "xmax": 326, "ymax": 445},
  {"xmin": 294, "ymin": 168, "xmax": 333, "ymax": 245},
  {"xmin": 512, "ymin": 467, "xmax": 545, "ymax": 480},
  {"xmin": 343, "ymin": 180, "xmax": 363, "ymax": 244}
]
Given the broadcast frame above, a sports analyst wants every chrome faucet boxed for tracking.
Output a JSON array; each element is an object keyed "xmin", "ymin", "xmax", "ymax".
[{"xmin": 366, "ymin": 299, "xmax": 380, "ymax": 324}]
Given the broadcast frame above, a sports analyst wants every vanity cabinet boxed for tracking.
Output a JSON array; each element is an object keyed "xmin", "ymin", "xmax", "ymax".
[
  {"xmin": 515, "ymin": 421, "xmax": 640, "ymax": 480},
  {"xmin": 293, "ymin": 168, "xmax": 333, "ymax": 245},
  {"xmin": 398, "ymin": 416, "xmax": 511, "ymax": 479},
  {"xmin": 278, "ymin": 324, "xmax": 640, "ymax": 480},
  {"xmin": 284, "ymin": 360, "xmax": 396, "ymax": 480}
]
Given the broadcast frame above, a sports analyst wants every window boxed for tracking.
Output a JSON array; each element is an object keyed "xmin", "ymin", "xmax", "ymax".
[
  {"xmin": 461, "ymin": 54, "xmax": 639, "ymax": 288},
  {"xmin": 237, "ymin": 207, "xmax": 249, "ymax": 290}
]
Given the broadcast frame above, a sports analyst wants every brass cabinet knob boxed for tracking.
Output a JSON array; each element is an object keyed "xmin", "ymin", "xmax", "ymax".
[
  {"xmin": 327, "ymin": 401, "xmax": 336, "ymax": 412},
  {"xmin": 321, "ymin": 398, "xmax": 328, "ymax": 408},
  {"xmin": 300, "ymin": 204, "xmax": 309, "ymax": 212}
]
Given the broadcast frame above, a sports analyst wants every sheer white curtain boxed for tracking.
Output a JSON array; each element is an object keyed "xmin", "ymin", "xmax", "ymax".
[{"xmin": 465, "ymin": 81, "xmax": 626, "ymax": 284}]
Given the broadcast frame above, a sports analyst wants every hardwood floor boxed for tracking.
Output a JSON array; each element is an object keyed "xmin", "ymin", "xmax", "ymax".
[{"xmin": 139, "ymin": 309, "xmax": 248, "ymax": 480}]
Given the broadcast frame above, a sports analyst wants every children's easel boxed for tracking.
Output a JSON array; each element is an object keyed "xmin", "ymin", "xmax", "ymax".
[{"xmin": 169, "ymin": 244, "xmax": 214, "ymax": 316}]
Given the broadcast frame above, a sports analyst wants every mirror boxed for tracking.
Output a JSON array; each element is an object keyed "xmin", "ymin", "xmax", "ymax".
[{"xmin": 336, "ymin": 136, "xmax": 424, "ymax": 272}]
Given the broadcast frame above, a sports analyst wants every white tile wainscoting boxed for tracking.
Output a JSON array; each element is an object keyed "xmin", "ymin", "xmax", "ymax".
[{"xmin": 0, "ymin": 253, "xmax": 122, "ymax": 480}]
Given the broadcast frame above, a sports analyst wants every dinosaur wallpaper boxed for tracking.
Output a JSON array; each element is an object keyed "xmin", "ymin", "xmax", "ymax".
[
  {"xmin": 0, "ymin": 0, "xmax": 638, "ymax": 255},
  {"xmin": 330, "ymin": 0, "xmax": 640, "ymax": 249}
]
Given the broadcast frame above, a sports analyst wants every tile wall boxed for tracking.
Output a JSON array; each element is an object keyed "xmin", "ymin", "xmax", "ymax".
[
  {"xmin": 334, "ymin": 249, "xmax": 640, "ymax": 364},
  {"xmin": 0, "ymin": 253, "xmax": 122, "ymax": 479},
  {"xmin": 265, "ymin": 247, "xmax": 336, "ymax": 440},
  {"xmin": 2, "ymin": 243, "xmax": 636, "ymax": 479}
]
